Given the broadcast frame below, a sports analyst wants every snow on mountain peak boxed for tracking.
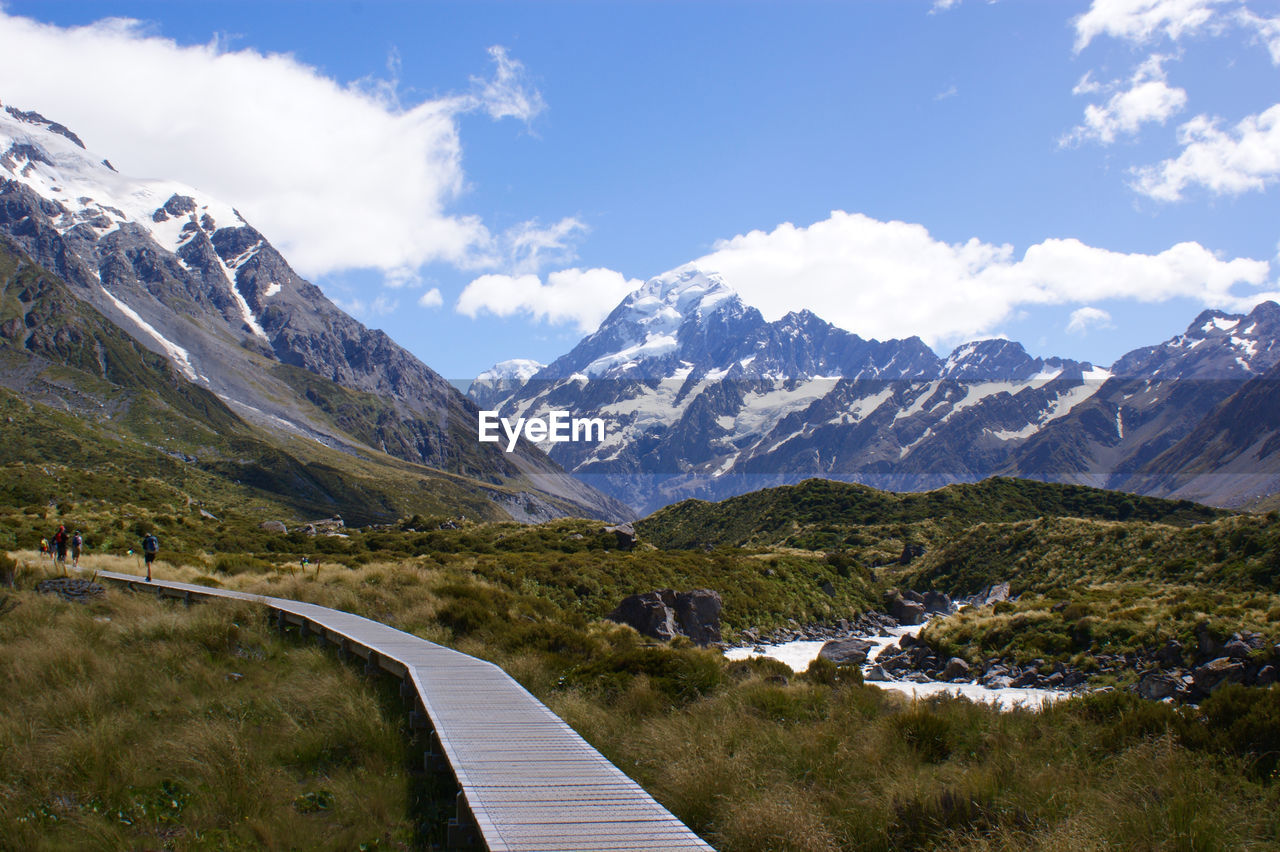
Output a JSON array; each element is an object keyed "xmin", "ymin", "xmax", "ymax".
[
  {"xmin": 0, "ymin": 104, "xmax": 247, "ymax": 257},
  {"xmin": 475, "ymin": 358, "xmax": 545, "ymax": 384},
  {"xmin": 624, "ymin": 266, "xmax": 736, "ymax": 323}
]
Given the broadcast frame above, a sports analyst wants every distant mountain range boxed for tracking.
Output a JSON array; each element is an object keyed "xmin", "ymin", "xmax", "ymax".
[
  {"xmin": 7, "ymin": 99, "xmax": 1271, "ymax": 524},
  {"xmin": 0, "ymin": 102, "xmax": 631, "ymax": 523},
  {"xmin": 470, "ymin": 267, "xmax": 1280, "ymax": 513}
]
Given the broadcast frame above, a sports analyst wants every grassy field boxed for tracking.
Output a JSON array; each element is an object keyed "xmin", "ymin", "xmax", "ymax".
[
  {"xmin": 3, "ymin": 475, "xmax": 1280, "ymax": 850},
  {"xmin": 0, "ymin": 559, "xmax": 420, "ymax": 850},
  {"xmin": 5, "ymin": 545, "xmax": 1278, "ymax": 851}
]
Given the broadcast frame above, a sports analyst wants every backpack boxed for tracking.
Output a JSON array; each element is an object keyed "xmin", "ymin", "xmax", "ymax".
[
  {"xmin": 143, "ymin": 534, "xmax": 158, "ymax": 554},
  {"xmin": 72, "ymin": 534, "xmax": 82, "ymax": 547}
]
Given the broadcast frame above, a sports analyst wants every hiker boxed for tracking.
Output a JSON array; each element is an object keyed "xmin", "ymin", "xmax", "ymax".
[
  {"xmin": 141, "ymin": 532, "xmax": 159, "ymax": 582},
  {"xmin": 39, "ymin": 537, "xmax": 49, "ymax": 560},
  {"xmin": 52, "ymin": 525, "xmax": 69, "ymax": 572},
  {"xmin": 71, "ymin": 530, "xmax": 83, "ymax": 568}
]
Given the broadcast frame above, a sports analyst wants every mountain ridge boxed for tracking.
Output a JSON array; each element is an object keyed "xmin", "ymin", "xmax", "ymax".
[{"xmin": 0, "ymin": 102, "xmax": 632, "ymax": 522}]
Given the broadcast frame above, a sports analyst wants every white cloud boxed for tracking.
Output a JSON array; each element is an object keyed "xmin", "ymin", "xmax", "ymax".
[
  {"xmin": 1073, "ymin": 72, "xmax": 1105, "ymax": 96},
  {"xmin": 1067, "ymin": 306, "xmax": 1116, "ymax": 333},
  {"xmin": 1131, "ymin": 103, "xmax": 1280, "ymax": 199},
  {"xmin": 0, "ymin": 13, "xmax": 546, "ymax": 280},
  {"xmin": 478, "ymin": 217, "xmax": 589, "ymax": 275},
  {"xmin": 472, "ymin": 45, "xmax": 546, "ymax": 122},
  {"xmin": 339, "ymin": 294, "xmax": 399, "ymax": 318},
  {"xmin": 930, "ymin": 0, "xmax": 961, "ymax": 14},
  {"xmin": 1074, "ymin": 0, "xmax": 1229, "ymax": 51},
  {"xmin": 456, "ymin": 268, "xmax": 642, "ymax": 333},
  {"xmin": 1237, "ymin": 8, "xmax": 1280, "ymax": 64},
  {"xmin": 418, "ymin": 288, "xmax": 444, "ymax": 309},
  {"xmin": 1064, "ymin": 54, "xmax": 1187, "ymax": 145},
  {"xmin": 685, "ymin": 210, "xmax": 1275, "ymax": 346},
  {"xmin": 383, "ymin": 267, "xmax": 421, "ymax": 288}
]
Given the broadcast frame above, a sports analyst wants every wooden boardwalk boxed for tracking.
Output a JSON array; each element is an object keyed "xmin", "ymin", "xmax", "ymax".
[{"xmin": 95, "ymin": 570, "xmax": 714, "ymax": 852}]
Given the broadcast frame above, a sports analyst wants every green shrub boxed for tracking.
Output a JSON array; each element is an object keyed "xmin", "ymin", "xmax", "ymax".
[
  {"xmin": 892, "ymin": 707, "xmax": 952, "ymax": 763},
  {"xmin": 213, "ymin": 554, "xmax": 273, "ymax": 575},
  {"xmin": 1193, "ymin": 685, "xmax": 1280, "ymax": 781},
  {"xmin": 566, "ymin": 647, "xmax": 723, "ymax": 706}
]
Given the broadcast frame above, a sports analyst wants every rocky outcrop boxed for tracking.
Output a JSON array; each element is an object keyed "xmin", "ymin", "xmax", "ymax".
[
  {"xmin": 608, "ymin": 589, "xmax": 722, "ymax": 646},
  {"xmin": 1192, "ymin": 658, "xmax": 1246, "ymax": 694}
]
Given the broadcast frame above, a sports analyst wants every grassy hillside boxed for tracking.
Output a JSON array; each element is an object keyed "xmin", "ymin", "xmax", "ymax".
[
  {"xmin": 0, "ymin": 237, "xmax": 613, "ymax": 526},
  {"xmin": 905, "ymin": 512, "xmax": 1280, "ymax": 596},
  {"xmin": 0, "ymin": 387, "xmax": 530, "ymax": 528},
  {"xmin": 637, "ymin": 477, "xmax": 1225, "ymax": 552},
  {"xmin": 903, "ymin": 512, "xmax": 1280, "ymax": 670}
]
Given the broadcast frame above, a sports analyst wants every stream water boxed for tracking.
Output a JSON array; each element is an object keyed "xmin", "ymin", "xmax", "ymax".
[{"xmin": 724, "ymin": 621, "xmax": 1072, "ymax": 711}]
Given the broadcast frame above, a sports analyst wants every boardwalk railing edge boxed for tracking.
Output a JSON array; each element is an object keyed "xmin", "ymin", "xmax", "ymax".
[{"xmin": 93, "ymin": 570, "xmax": 716, "ymax": 852}]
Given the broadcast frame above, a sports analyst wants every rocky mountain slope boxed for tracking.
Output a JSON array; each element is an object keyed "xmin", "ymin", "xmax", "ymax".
[
  {"xmin": 0, "ymin": 102, "xmax": 630, "ymax": 522},
  {"xmin": 477, "ymin": 265, "xmax": 1279, "ymax": 513}
]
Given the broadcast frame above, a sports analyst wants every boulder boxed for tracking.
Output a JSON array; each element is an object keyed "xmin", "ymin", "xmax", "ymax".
[
  {"xmin": 1191, "ymin": 657, "xmax": 1245, "ymax": 694},
  {"xmin": 942, "ymin": 657, "xmax": 971, "ymax": 681},
  {"xmin": 922, "ymin": 591, "xmax": 954, "ymax": 615},
  {"xmin": 1137, "ymin": 672, "xmax": 1182, "ymax": 701},
  {"xmin": 608, "ymin": 592, "xmax": 678, "ymax": 641},
  {"xmin": 1011, "ymin": 670, "xmax": 1042, "ymax": 688},
  {"xmin": 1195, "ymin": 622, "xmax": 1224, "ymax": 663},
  {"xmin": 980, "ymin": 582, "xmax": 1011, "ymax": 605},
  {"xmin": 260, "ymin": 520, "xmax": 288, "ymax": 534},
  {"xmin": 890, "ymin": 597, "xmax": 926, "ymax": 625},
  {"xmin": 1156, "ymin": 639, "xmax": 1184, "ymax": 668},
  {"xmin": 864, "ymin": 664, "xmax": 891, "ymax": 682},
  {"xmin": 1238, "ymin": 631, "xmax": 1265, "ymax": 650},
  {"xmin": 609, "ymin": 589, "xmax": 721, "ymax": 646},
  {"xmin": 603, "ymin": 523, "xmax": 636, "ymax": 550},
  {"xmin": 674, "ymin": 589, "xmax": 722, "ymax": 645},
  {"xmin": 1256, "ymin": 665, "xmax": 1277, "ymax": 686},
  {"xmin": 818, "ymin": 638, "xmax": 875, "ymax": 666},
  {"xmin": 1223, "ymin": 639, "xmax": 1252, "ymax": 660}
]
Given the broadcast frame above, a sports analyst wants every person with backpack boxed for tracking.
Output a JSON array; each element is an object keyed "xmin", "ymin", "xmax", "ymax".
[
  {"xmin": 71, "ymin": 530, "xmax": 83, "ymax": 568},
  {"xmin": 52, "ymin": 525, "xmax": 69, "ymax": 573},
  {"xmin": 141, "ymin": 532, "xmax": 159, "ymax": 581}
]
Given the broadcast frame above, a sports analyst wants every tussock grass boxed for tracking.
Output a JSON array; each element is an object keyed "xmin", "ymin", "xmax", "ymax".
[
  {"xmin": 5, "ymin": 484, "xmax": 1280, "ymax": 851},
  {"xmin": 0, "ymin": 574, "xmax": 414, "ymax": 850}
]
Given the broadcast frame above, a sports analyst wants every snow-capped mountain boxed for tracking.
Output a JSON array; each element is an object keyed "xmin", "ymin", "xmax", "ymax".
[
  {"xmin": 479, "ymin": 265, "xmax": 1280, "ymax": 513},
  {"xmin": 0, "ymin": 102, "xmax": 629, "ymax": 521},
  {"xmin": 468, "ymin": 358, "xmax": 545, "ymax": 409},
  {"xmin": 1015, "ymin": 302, "xmax": 1280, "ymax": 504}
]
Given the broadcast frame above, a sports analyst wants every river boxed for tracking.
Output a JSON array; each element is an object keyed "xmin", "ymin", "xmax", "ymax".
[{"xmin": 724, "ymin": 621, "xmax": 1072, "ymax": 710}]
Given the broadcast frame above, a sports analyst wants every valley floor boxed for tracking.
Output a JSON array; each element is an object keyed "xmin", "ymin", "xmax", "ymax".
[{"xmin": 3, "ymin": 548, "xmax": 1278, "ymax": 851}]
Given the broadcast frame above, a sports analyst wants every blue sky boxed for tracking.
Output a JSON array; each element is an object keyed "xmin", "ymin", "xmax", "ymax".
[{"xmin": 1, "ymin": 0, "xmax": 1278, "ymax": 380}]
